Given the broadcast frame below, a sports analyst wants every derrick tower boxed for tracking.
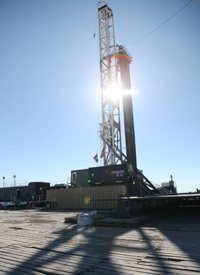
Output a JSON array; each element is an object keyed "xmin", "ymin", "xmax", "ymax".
[
  {"xmin": 98, "ymin": 2, "xmax": 137, "ymax": 170},
  {"xmin": 98, "ymin": 2, "xmax": 124, "ymax": 165},
  {"xmin": 97, "ymin": 3, "xmax": 161, "ymax": 196}
]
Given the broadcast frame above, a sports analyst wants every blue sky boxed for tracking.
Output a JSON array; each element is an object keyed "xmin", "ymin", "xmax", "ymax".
[{"xmin": 0, "ymin": 0, "xmax": 199, "ymax": 192}]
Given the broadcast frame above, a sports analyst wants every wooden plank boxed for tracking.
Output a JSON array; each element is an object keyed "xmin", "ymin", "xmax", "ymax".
[
  {"xmin": 103, "ymin": 260, "xmax": 176, "ymax": 274},
  {"xmin": 103, "ymin": 255, "xmax": 200, "ymax": 275},
  {"xmin": 0, "ymin": 249, "xmax": 92, "ymax": 274},
  {"xmin": 146, "ymin": 254, "xmax": 200, "ymax": 262},
  {"xmin": 155, "ymin": 250, "xmax": 200, "ymax": 260},
  {"xmin": 0, "ymin": 260, "xmax": 44, "ymax": 275},
  {"xmin": 11, "ymin": 244, "xmax": 106, "ymax": 263},
  {"xmin": 83, "ymin": 269, "xmax": 119, "ymax": 275},
  {"xmin": 140, "ymin": 258, "xmax": 200, "ymax": 272},
  {"xmin": 0, "ymin": 246, "xmax": 102, "ymax": 270},
  {"xmin": 91, "ymin": 264, "xmax": 160, "ymax": 275},
  {"xmin": 0, "ymin": 257, "xmax": 81, "ymax": 275},
  {"xmin": 31, "ymin": 243, "xmax": 107, "ymax": 258}
]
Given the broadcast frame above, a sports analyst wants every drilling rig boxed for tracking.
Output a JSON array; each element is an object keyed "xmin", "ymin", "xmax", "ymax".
[
  {"xmin": 59, "ymin": 1, "xmax": 200, "ymax": 219},
  {"xmin": 69, "ymin": 2, "xmax": 189, "ymax": 218},
  {"xmin": 91, "ymin": 2, "xmax": 160, "ymax": 196},
  {"xmin": 71, "ymin": 2, "xmax": 162, "ymax": 197}
]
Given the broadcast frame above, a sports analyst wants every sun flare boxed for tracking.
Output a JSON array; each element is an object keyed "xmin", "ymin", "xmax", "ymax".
[{"xmin": 104, "ymin": 84, "xmax": 137, "ymax": 101}]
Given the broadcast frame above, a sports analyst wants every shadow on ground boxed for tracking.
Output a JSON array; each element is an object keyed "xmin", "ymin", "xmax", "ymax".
[{"xmin": 5, "ymin": 206, "xmax": 200, "ymax": 274}]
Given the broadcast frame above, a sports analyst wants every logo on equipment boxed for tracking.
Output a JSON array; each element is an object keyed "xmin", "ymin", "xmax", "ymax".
[{"xmin": 111, "ymin": 170, "xmax": 125, "ymax": 177}]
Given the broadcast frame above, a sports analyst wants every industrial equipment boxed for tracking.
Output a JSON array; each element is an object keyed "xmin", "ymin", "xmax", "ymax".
[
  {"xmin": 69, "ymin": 3, "xmax": 164, "ymax": 198},
  {"xmin": 0, "ymin": 182, "xmax": 50, "ymax": 207},
  {"xmin": 97, "ymin": 2, "xmax": 161, "ymax": 196}
]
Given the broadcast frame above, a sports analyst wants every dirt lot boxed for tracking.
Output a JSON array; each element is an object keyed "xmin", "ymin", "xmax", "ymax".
[{"xmin": 0, "ymin": 207, "xmax": 200, "ymax": 274}]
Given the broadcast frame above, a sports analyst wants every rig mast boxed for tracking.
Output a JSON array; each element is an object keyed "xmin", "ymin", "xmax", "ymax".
[
  {"xmin": 98, "ymin": 3, "xmax": 124, "ymax": 165},
  {"xmin": 98, "ymin": 2, "xmax": 159, "ymax": 196}
]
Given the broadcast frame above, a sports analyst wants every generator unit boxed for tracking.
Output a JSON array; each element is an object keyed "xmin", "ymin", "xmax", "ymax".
[
  {"xmin": 88, "ymin": 164, "xmax": 133, "ymax": 186},
  {"xmin": 71, "ymin": 164, "xmax": 134, "ymax": 188}
]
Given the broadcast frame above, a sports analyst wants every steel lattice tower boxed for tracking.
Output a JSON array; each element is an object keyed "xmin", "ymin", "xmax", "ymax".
[{"xmin": 98, "ymin": 3, "xmax": 124, "ymax": 165}]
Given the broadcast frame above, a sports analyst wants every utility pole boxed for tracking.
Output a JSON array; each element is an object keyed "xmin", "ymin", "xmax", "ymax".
[
  {"xmin": 2, "ymin": 176, "xmax": 5, "ymax": 187},
  {"xmin": 13, "ymin": 175, "xmax": 16, "ymax": 186}
]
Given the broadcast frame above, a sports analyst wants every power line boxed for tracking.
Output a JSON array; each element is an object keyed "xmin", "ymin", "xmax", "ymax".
[
  {"xmin": 19, "ymin": 22, "xmax": 98, "ymax": 179},
  {"xmin": 126, "ymin": 0, "xmax": 193, "ymax": 46}
]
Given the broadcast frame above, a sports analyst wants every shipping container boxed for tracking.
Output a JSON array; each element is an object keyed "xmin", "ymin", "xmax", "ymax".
[{"xmin": 46, "ymin": 185, "xmax": 126, "ymax": 209}]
